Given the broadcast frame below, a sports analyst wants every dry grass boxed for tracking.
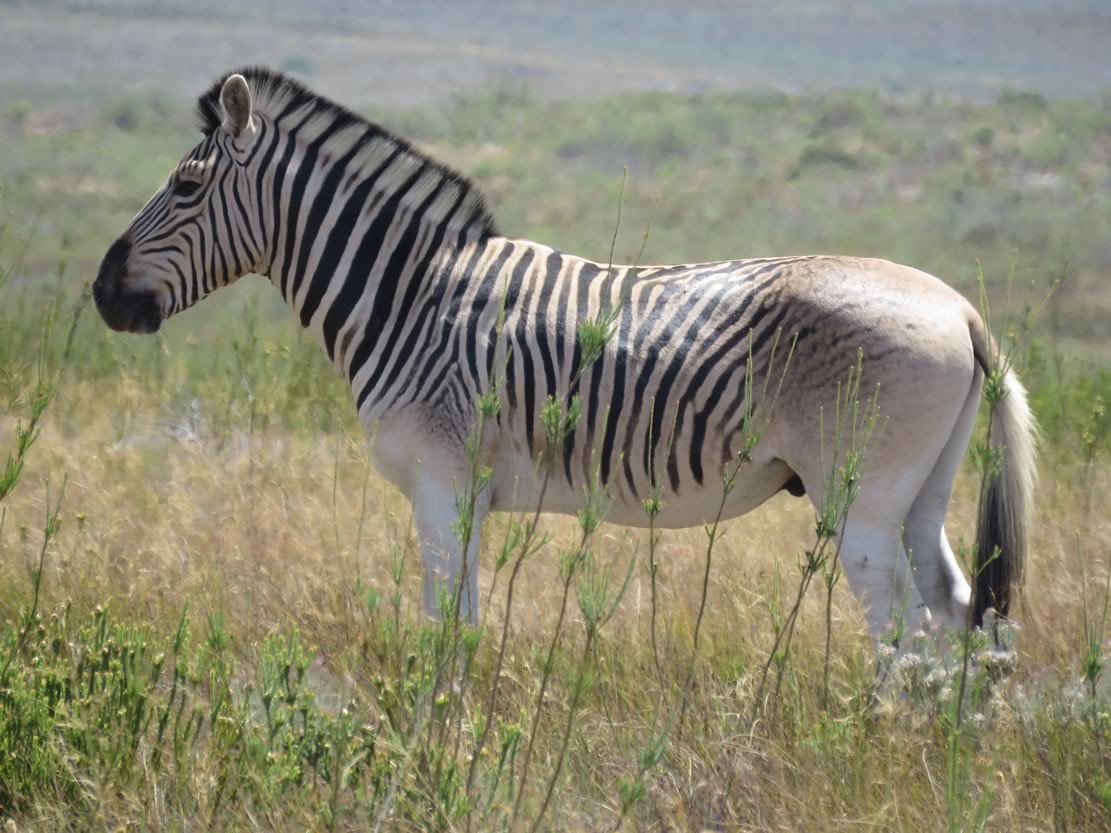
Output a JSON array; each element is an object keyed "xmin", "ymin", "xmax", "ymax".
[{"xmin": 2, "ymin": 369, "xmax": 1109, "ymax": 830}]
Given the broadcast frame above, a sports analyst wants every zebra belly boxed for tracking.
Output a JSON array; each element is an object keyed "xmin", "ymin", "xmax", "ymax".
[{"xmin": 489, "ymin": 446, "xmax": 797, "ymax": 529}]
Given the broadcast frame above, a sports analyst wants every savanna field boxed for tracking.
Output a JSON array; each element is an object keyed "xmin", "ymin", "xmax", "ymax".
[{"xmin": 3, "ymin": 13, "xmax": 1111, "ymax": 830}]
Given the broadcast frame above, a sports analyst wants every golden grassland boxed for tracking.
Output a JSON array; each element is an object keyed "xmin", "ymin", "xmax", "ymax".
[
  {"xmin": 1, "ymin": 365, "xmax": 1109, "ymax": 831},
  {"xmin": 4, "ymin": 379, "xmax": 1106, "ymax": 681}
]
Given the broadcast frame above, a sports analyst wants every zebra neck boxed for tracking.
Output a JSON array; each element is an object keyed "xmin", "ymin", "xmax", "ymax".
[{"xmin": 261, "ymin": 155, "xmax": 493, "ymax": 400}]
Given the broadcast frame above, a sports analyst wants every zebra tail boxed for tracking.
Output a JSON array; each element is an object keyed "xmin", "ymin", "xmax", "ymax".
[{"xmin": 968, "ymin": 315, "xmax": 1038, "ymax": 629}]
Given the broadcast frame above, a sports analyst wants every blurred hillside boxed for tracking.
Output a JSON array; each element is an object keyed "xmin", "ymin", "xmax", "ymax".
[{"xmin": 2, "ymin": 0, "xmax": 1111, "ymax": 105}]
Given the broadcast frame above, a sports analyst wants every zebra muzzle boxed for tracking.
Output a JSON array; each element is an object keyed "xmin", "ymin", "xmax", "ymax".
[{"xmin": 93, "ymin": 239, "xmax": 163, "ymax": 334}]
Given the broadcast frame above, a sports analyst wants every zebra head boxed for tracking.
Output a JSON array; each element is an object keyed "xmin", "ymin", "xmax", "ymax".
[{"xmin": 94, "ymin": 74, "xmax": 262, "ymax": 333}]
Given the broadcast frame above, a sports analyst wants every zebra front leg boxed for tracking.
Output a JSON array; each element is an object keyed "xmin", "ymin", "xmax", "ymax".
[{"xmin": 413, "ymin": 475, "xmax": 489, "ymax": 625}]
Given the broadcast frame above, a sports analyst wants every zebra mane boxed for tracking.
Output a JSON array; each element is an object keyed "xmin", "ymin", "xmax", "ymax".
[{"xmin": 195, "ymin": 67, "xmax": 498, "ymax": 238}]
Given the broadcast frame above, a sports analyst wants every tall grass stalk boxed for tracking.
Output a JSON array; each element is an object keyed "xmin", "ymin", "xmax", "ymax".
[
  {"xmin": 675, "ymin": 329, "xmax": 796, "ymax": 731},
  {"xmin": 0, "ymin": 477, "xmax": 65, "ymax": 685},
  {"xmin": 511, "ymin": 521, "xmax": 591, "ymax": 821},
  {"xmin": 529, "ymin": 534, "xmax": 636, "ymax": 833}
]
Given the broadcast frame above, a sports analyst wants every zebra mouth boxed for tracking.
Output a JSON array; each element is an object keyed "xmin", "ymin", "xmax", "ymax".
[{"xmin": 92, "ymin": 282, "xmax": 163, "ymax": 334}]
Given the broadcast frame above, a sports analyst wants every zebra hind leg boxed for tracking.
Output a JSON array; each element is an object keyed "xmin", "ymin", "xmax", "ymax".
[
  {"xmin": 902, "ymin": 369, "xmax": 981, "ymax": 632},
  {"xmin": 413, "ymin": 475, "xmax": 488, "ymax": 625},
  {"xmin": 835, "ymin": 518, "xmax": 935, "ymax": 696},
  {"xmin": 836, "ymin": 517, "xmax": 933, "ymax": 650}
]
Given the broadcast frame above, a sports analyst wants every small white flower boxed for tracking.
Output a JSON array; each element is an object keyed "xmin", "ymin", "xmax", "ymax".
[
  {"xmin": 925, "ymin": 668, "xmax": 950, "ymax": 688},
  {"xmin": 896, "ymin": 653, "xmax": 924, "ymax": 673}
]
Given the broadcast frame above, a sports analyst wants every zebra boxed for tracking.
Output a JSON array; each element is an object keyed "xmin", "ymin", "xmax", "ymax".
[{"xmin": 93, "ymin": 68, "xmax": 1036, "ymax": 654}]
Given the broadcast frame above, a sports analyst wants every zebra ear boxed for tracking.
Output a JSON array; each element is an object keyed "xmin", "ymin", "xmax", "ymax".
[{"xmin": 219, "ymin": 74, "xmax": 254, "ymax": 141}]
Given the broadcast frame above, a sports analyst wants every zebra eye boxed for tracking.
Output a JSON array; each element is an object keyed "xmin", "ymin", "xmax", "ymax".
[{"xmin": 173, "ymin": 179, "xmax": 202, "ymax": 198}]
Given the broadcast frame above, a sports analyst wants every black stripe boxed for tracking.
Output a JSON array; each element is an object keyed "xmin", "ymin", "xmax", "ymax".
[
  {"xmin": 216, "ymin": 167, "xmax": 244, "ymax": 277},
  {"xmin": 533, "ymin": 254, "xmax": 561, "ymax": 426},
  {"xmin": 598, "ymin": 299, "xmax": 632, "ymax": 489},
  {"xmin": 278, "ymin": 137, "xmax": 324, "ymax": 297},
  {"xmin": 268, "ymin": 135, "xmax": 299, "ymax": 287},
  {"xmin": 549, "ymin": 252, "xmax": 569, "ymax": 381},
  {"xmin": 466, "ymin": 241, "xmax": 513, "ymax": 394},
  {"xmin": 576, "ymin": 261, "xmax": 606, "ymax": 461},
  {"xmin": 229, "ymin": 172, "xmax": 260, "ymax": 261},
  {"xmin": 207, "ymin": 200, "xmax": 225, "ymax": 296},
  {"xmin": 508, "ymin": 249, "xmax": 539, "ymax": 453},
  {"xmin": 252, "ymin": 125, "xmax": 283, "ymax": 255}
]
